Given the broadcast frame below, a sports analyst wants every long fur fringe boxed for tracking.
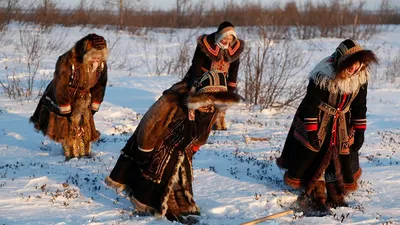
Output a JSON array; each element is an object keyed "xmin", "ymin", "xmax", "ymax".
[
  {"xmin": 104, "ymin": 176, "xmax": 126, "ymax": 193},
  {"xmin": 160, "ymin": 153, "xmax": 185, "ymax": 217},
  {"xmin": 310, "ymin": 57, "xmax": 369, "ymax": 94},
  {"xmin": 180, "ymin": 162, "xmax": 200, "ymax": 213}
]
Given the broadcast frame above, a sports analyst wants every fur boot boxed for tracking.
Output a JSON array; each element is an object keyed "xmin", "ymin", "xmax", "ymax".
[
  {"xmin": 311, "ymin": 181, "xmax": 327, "ymax": 209},
  {"xmin": 212, "ymin": 110, "xmax": 227, "ymax": 130},
  {"xmin": 165, "ymin": 191, "xmax": 185, "ymax": 222},
  {"xmin": 326, "ymin": 182, "xmax": 348, "ymax": 208},
  {"xmin": 174, "ymin": 188, "xmax": 200, "ymax": 216}
]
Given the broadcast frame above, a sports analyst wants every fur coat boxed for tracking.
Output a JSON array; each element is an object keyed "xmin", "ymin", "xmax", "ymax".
[
  {"xmin": 276, "ymin": 56, "xmax": 369, "ymax": 194},
  {"xmin": 182, "ymin": 33, "xmax": 244, "ymax": 91},
  {"xmin": 30, "ymin": 38, "xmax": 108, "ymax": 143},
  {"xmin": 106, "ymin": 84, "xmax": 240, "ymax": 219}
]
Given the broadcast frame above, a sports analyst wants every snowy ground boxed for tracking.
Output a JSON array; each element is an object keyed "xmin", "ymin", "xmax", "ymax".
[{"xmin": 0, "ymin": 24, "xmax": 400, "ymax": 224}]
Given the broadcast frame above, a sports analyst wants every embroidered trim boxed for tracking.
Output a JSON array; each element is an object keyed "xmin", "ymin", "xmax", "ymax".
[
  {"xmin": 353, "ymin": 125, "xmax": 366, "ymax": 130},
  {"xmin": 352, "ymin": 118, "xmax": 367, "ymax": 130},
  {"xmin": 305, "ymin": 124, "xmax": 318, "ymax": 131},
  {"xmin": 202, "ymin": 36, "xmax": 220, "ymax": 57},
  {"xmin": 210, "ymin": 60, "xmax": 230, "ymax": 74},
  {"xmin": 59, "ymin": 104, "xmax": 71, "ymax": 114},
  {"xmin": 228, "ymin": 41, "xmax": 241, "ymax": 56},
  {"xmin": 284, "ymin": 172, "xmax": 303, "ymax": 189},
  {"xmin": 304, "ymin": 118, "xmax": 318, "ymax": 121},
  {"xmin": 192, "ymin": 145, "xmax": 200, "ymax": 152},
  {"xmin": 304, "ymin": 118, "xmax": 318, "ymax": 131},
  {"xmin": 197, "ymin": 86, "xmax": 227, "ymax": 94},
  {"xmin": 227, "ymin": 81, "xmax": 237, "ymax": 87},
  {"xmin": 91, "ymin": 102, "xmax": 100, "ymax": 111},
  {"xmin": 326, "ymin": 168, "xmax": 362, "ymax": 192}
]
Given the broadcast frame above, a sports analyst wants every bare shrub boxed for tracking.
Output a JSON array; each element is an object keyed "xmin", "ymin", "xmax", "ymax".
[
  {"xmin": 0, "ymin": 23, "xmax": 67, "ymax": 100},
  {"xmin": 2, "ymin": 0, "xmax": 398, "ymax": 33},
  {"xmin": 240, "ymin": 27, "xmax": 308, "ymax": 111},
  {"xmin": 385, "ymin": 52, "xmax": 400, "ymax": 84},
  {"xmin": 0, "ymin": 0, "xmax": 23, "ymax": 42},
  {"xmin": 137, "ymin": 36, "xmax": 174, "ymax": 76},
  {"xmin": 170, "ymin": 30, "xmax": 200, "ymax": 79}
]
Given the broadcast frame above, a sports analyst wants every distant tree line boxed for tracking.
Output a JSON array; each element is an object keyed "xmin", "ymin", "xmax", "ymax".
[{"xmin": 0, "ymin": 0, "xmax": 399, "ymax": 36}]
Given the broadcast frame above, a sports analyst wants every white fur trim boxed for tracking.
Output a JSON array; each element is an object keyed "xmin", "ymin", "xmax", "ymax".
[
  {"xmin": 187, "ymin": 99, "xmax": 236, "ymax": 110},
  {"xmin": 91, "ymin": 102, "xmax": 100, "ymax": 111},
  {"xmin": 138, "ymin": 146, "xmax": 154, "ymax": 152},
  {"xmin": 310, "ymin": 57, "xmax": 369, "ymax": 94},
  {"xmin": 83, "ymin": 48, "xmax": 109, "ymax": 64},
  {"xmin": 160, "ymin": 154, "xmax": 185, "ymax": 217},
  {"xmin": 59, "ymin": 104, "xmax": 71, "ymax": 114},
  {"xmin": 180, "ymin": 162, "xmax": 200, "ymax": 213}
]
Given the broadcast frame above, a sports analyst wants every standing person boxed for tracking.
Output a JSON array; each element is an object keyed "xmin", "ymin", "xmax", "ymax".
[
  {"xmin": 276, "ymin": 39, "xmax": 378, "ymax": 209},
  {"xmin": 105, "ymin": 71, "xmax": 240, "ymax": 223},
  {"xmin": 30, "ymin": 33, "xmax": 108, "ymax": 160},
  {"xmin": 181, "ymin": 21, "xmax": 244, "ymax": 130}
]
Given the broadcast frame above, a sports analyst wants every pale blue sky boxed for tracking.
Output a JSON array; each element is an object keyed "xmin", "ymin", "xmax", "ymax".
[{"xmin": 58, "ymin": 0, "xmax": 400, "ymax": 10}]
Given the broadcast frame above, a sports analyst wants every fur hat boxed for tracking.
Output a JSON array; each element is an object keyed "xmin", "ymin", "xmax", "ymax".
[
  {"xmin": 73, "ymin": 33, "xmax": 108, "ymax": 63},
  {"xmin": 186, "ymin": 71, "xmax": 240, "ymax": 120},
  {"xmin": 332, "ymin": 39, "xmax": 378, "ymax": 74},
  {"xmin": 215, "ymin": 21, "xmax": 237, "ymax": 46}
]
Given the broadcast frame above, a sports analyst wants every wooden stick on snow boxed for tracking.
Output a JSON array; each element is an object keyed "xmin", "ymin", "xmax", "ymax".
[
  {"xmin": 239, "ymin": 209, "xmax": 294, "ymax": 225},
  {"xmin": 242, "ymin": 135, "xmax": 270, "ymax": 144}
]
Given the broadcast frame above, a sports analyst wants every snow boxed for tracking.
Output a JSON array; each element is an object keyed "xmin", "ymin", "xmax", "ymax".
[{"xmin": 1, "ymin": 23, "xmax": 400, "ymax": 224}]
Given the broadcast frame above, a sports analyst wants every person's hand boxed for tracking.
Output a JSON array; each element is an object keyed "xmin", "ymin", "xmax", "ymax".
[
  {"xmin": 307, "ymin": 131, "xmax": 320, "ymax": 150},
  {"xmin": 352, "ymin": 131, "xmax": 365, "ymax": 152}
]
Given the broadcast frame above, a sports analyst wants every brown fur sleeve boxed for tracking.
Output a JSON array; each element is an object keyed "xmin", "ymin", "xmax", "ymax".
[
  {"xmin": 53, "ymin": 55, "xmax": 72, "ymax": 114},
  {"xmin": 90, "ymin": 62, "xmax": 108, "ymax": 111},
  {"xmin": 136, "ymin": 93, "xmax": 180, "ymax": 152}
]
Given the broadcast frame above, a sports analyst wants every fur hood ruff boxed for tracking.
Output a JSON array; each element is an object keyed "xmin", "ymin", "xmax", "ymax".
[{"xmin": 310, "ymin": 57, "xmax": 369, "ymax": 94}]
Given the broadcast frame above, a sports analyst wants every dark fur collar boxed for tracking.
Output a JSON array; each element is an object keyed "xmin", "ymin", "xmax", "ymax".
[{"xmin": 197, "ymin": 33, "xmax": 244, "ymax": 63}]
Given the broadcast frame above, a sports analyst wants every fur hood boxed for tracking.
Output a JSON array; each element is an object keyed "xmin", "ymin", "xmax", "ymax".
[
  {"xmin": 69, "ymin": 33, "xmax": 109, "ymax": 64},
  {"xmin": 197, "ymin": 33, "xmax": 244, "ymax": 63},
  {"xmin": 310, "ymin": 57, "xmax": 369, "ymax": 94}
]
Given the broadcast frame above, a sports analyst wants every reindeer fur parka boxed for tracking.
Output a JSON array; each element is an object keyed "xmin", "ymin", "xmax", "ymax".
[
  {"xmin": 106, "ymin": 82, "xmax": 240, "ymax": 220},
  {"xmin": 182, "ymin": 32, "xmax": 244, "ymax": 91},
  {"xmin": 277, "ymin": 46, "xmax": 377, "ymax": 195},
  {"xmin": 30, "ymin": 34, "xmax": 108, "ymax": 144}
]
